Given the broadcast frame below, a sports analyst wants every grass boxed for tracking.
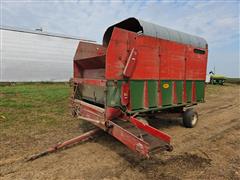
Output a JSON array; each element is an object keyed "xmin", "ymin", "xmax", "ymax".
[
  {"xmin": 0, "ymin": 83, "xmax": 73, "ymax": 135},
  {"xmin": 1, "ymin": 83, "xmax": 99, "ymax": 161},
  {"xmin": 225, "ymin": 78, "xmax": 240, "ymax": 84}
]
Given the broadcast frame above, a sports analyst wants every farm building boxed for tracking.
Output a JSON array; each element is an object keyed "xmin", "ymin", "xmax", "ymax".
[{"xmin": 0, "ymin": 26, "xmax": 94, "ymax": 82}]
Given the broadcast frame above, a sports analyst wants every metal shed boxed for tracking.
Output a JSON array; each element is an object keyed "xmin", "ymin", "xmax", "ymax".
[{"xmin": 0, "ymin": 26, "xmax": 94, "ymax": 82}]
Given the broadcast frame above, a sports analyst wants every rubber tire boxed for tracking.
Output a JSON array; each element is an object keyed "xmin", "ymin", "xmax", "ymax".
[{"xmin": 183, "ymin": 109, "xmax": 198, "ymax": 128}]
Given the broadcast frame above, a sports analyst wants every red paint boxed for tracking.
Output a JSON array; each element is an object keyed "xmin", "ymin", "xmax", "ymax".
[
  {"xmin": 129, "ymin": 116, "xmax": 171, "ymax": 143},
  {"xmin": 123, "ymin": 48, "xmax": 138, "ymax": 77},
  {"xmin": 73, "ymin": 62, "xmax": 81, "ymax": 78},
  {"xmin": 73, "ymin": 41, "xmax": 106, "ymax": 79},
  {"xmin": 74, "ymin": 41, "xmax": 106, "ymax": 61},
  {"xmin": 108, "ymin": 121, "xmax": 150, "ymax": 157},
  {"xmin": 121, "ymin": 82, "xmax": 130, "ymax": 106},
  {"xmin": 105, "ymin": 28, "xmax": 208, "ymax": 81},
  {"xmin": 106, "ymin": 107, "xmax": 122, "ymax": 120}
]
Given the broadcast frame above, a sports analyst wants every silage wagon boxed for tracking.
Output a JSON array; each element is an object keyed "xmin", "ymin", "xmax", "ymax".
[{"xmin": 70, "ymin": 18, "xmax": 208, "ymax": 157}]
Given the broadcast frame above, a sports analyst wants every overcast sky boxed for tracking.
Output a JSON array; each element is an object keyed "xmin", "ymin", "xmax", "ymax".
[{"xmin": 1, "ymin": 0, "xmax": 239, "ymax": 77}]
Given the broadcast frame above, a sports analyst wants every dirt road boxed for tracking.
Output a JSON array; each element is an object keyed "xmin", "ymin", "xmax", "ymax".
[{"xmin": 1, "ymin": 84, "xmax": 240, "ymax": 179}]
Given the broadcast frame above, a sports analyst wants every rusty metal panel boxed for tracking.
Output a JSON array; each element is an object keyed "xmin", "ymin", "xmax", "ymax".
[
  {"xmin": 75, "ymin": 56, "xmax": 105, "ymax": 69},
  {"xmin": 80, "ymin": 84, "xmax": 105, "ymax": 104},
  {"xmin": 74, "ymin": 41, "xmax": 106, "ymax": 60},
  {"xmin": 73, "ymin": 79, "xmax": 106, "ymax": 105},
  {"xmin": 105, "ymin": 28, "xmax": 131, "ymax": 80},
  {"xmin": 72, "ymin": 99, "xmax": 106, "ymax": 129},
  {"xmin": 82, "ymin": 69, "xmax": 105, "ymax": 79},
  {"xmin": 73, "ymin": 41, "xmax": 107, "ymax": 79}
]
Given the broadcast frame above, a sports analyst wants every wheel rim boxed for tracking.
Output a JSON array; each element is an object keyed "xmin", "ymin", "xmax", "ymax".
[{"xmin": 192, "ymin": 114, "xmax": 198, "ymax": 125}]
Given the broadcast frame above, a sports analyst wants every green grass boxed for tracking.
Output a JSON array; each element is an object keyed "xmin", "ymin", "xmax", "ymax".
[
  {"xmin": 0, "ymin": 83, "xmax": 72, "ymax": 133},
  {"xmin": 225, "ymin": 78, "xmax": 240, "ymax": 84}
]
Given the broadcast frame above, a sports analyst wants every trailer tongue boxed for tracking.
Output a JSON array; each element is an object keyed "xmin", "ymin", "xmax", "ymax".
[
  {"xmin": 27, "ymin": 111, "xmax": 172, "ymax": 161},
  {"xmin": 26, "ymin": 128, "xmax": 101, "ymax": 161}
]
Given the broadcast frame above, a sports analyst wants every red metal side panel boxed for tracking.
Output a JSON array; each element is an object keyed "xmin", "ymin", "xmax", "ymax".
[
  {"xmin": 74, "ymin": 41, "xmax": 106, "ymax": 60},
  {"xmin": 123, "ymin": 48, "xmax": 138, "ymax": 78},
  {"xmin": 108, "ymin": 121, "xmax": 150, "ymax": 157},
  {"xmin": 73, "ymin": 42, "xmax": 106, "ymax": 79},
  {"xmin": 105, "ymin": 28, "xmax": 133, "ymax": 80},
  {"xmin": 74, "ymin": 62, "xmax": 81, "ymax": 78},
  {"xmin": 159, "ymin": 40, "xmax": 186, "ymax": 80},
  {"xmin": 129, "ymin": 117, "xmax": 171, "ymax": 143},
  {"xmin": 185, "ymin": 46, "xmax": 208, "ymax": 80},
  {"xmin": 106, "ymin": 28, "xmax": 160, "ymax": 80},
  {"xmin": 106, "ymin": 27, "xmax": 207, "ymax": 81},
  {"xmin": 131, "ymin": 36, "xmax": 159, "ymax": 80}
]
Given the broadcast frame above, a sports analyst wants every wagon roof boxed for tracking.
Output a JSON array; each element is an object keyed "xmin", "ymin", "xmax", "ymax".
[{"xmin": 103, "ymin": 17, "xmax": 207, "ymax": 49}]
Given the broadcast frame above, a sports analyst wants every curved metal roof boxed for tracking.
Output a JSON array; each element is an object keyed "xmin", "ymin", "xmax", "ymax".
[{"xmin": 103, "ymin": 17, "xmax": 207, "ymax": 49}]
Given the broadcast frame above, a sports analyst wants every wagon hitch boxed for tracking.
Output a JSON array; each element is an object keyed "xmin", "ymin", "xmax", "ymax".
[{"xmin": 26, "ymin": 128, "xmax": 100, "ymax": 161}]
